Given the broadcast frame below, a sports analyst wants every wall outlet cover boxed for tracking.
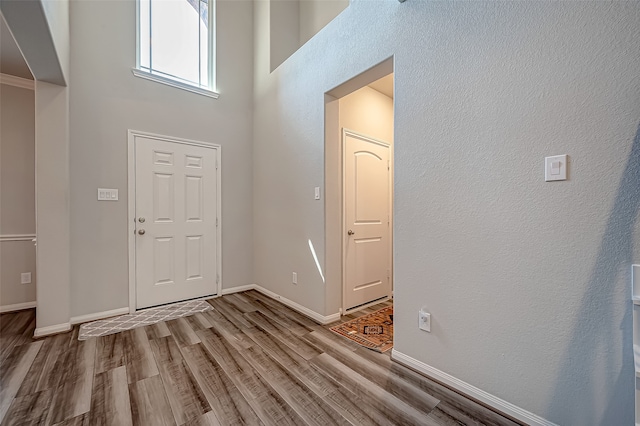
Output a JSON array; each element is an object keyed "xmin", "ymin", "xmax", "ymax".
[{"xmin": 21, "ymin": 272, "xmax": 32, "ymax": 284}]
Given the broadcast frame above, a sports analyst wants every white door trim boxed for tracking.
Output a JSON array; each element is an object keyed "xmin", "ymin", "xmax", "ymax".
[
  {"xmin": 341, "ymin": 128, "xmax": 392, "ymax": 314},
  {"xmin": 127, "ymin": 129, "xmax": 222, "ymax": 314}
]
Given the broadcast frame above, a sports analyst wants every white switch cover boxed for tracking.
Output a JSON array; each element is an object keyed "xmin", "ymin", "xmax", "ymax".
[
  {"xmin": 314, "ymin": 187, "xmax": 321, "ymax": 200},
  {"xmin": 21, "ymin": 272, "xmax": 31, "ymax": 284},
  {"xmin": 419, "ymin": 308, "xmax": 431, "ymax": 332},
  {"xmin": 545, "ymin": 155, "xmax": 568, "ymax": 182},
  {"xmin": 98, "ymin": 188, "xmax": 119, "ymax": 201}
]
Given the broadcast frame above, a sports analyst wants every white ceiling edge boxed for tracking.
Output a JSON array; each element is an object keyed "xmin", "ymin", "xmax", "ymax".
[
  {"xmin": 0, "ymin": 73, "xmax": 35, "ymax": 90},
  {"xmin": 0, "ymin": 12, "xmax": 33, "ymax": 80},
  {"xmin": 368, "ymin": 73, "xmax": 394, "ymax": 99}
]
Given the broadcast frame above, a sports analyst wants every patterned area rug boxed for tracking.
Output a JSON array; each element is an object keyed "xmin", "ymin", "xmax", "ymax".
[
  {"xmin": 78, "ymin": 300, "xmax": 212, "ymax": 340},
  {"xmin": 330, "ymin": 306, "xmax": 393, "ymax": 352}
]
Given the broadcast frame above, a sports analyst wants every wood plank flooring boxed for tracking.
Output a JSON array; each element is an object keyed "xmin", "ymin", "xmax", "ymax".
[{"xmin": 0, "ymin": 291, "xmax": 522, "ymax": 426}]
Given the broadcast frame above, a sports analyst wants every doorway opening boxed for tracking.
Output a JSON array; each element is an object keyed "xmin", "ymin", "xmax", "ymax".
[
  {"xmin": 0, "ymin": 14, "xmax": 37, "ymax": 315},
  {"xmin": 324, "ymin": 57, "xmax": 394, "ymax": 317}
]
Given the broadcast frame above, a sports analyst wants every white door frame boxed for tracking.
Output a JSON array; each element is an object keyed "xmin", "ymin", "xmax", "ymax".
[
  {"xmin": 341, "ymin": 128, "xmax": 393, "ymax": 314},
  {"xmin": 127, "ymin": 129, "xmax": 222, "ymax": 313}
]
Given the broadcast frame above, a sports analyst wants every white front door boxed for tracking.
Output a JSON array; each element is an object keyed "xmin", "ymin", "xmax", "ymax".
[
  {"xmin": 133, "ymin": 134, "xmax": 219, "ymax": 309},
  {"xmin": 343, "ymin": 130, "xmax": 391, "ymax": 312}
]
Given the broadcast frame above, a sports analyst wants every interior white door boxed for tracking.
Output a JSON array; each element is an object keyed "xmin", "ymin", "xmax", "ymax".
[
  {"xmin": 135, "ymin": 136, "xmax": 218, "ymax": 309},
  {"xmin": 343, "ymin": 131, "xmax": 391, "ymax": 312}
]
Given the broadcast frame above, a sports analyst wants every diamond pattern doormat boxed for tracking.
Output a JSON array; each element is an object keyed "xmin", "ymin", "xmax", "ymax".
[
  {"xmin": 78, "ymin": 300, "xmax": 213, "ymax": 340},
  {"xmin": 330, "ymin": 306, "xmax": 393, "ymax": 352}
]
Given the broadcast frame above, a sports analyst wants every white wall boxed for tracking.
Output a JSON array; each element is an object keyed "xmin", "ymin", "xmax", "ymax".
[
  {"xmin": 0, "ymin": 83, "xmax": 36, "ymax": 308},
  {"xmin": 0, "ymin": 0, "xmax": 68, "ymax": 85},
  {"xmin": 299, "ymin": 0, "xmax": 349, "ymax": 46},
  {"xmin": 339, "ymin": 86, "xmax": 393, "ymax": 143},
  {"xmin": 253, "ymin": 1, "xmax": 640, "ymax": 424},
  {"xmin": 270, "ymin": 0, "xmax": 349, "ymax": 71},
  {"xmin": 68, "ymin": 0, "xmax": 254, "ymax": 317},
  {"xmin": 2, "ymin": 0, "xmax": 72, "ymax": 333},
  {"xmin": 270, "ymin": 0, "xmax": 299, "ymax": 71},
  {"xmin": 35, "ymin": 80, "xmax": 71, "ymax": 332},
  {"xmin": 40, "ymin": 0, "xmax": 70, "ymax": 83}
]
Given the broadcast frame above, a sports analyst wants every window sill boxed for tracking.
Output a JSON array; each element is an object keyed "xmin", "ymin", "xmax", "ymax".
[{"xmin": 131, "ymin": 68, "xmax": 219, "ymax": 99}]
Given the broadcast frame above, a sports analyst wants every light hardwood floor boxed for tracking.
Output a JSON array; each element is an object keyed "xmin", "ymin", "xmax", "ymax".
[{"xmin": 0, "ymin": 291, "xmax": 521, "ymax": 426}]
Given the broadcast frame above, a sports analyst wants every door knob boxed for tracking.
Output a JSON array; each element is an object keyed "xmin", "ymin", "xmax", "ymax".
[
  {"xmin": 138, "ymin": 229, "xmax": 146, "ymax": 235},
  {"xmin": 347, "ymin": 230, "xmax": 355, "ymax": 236},
  {"xmin": 138, "ymin": 217, "xmax": 145, "ymax": 223}
]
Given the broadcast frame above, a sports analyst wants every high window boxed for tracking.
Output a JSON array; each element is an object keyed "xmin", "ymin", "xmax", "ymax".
[{"xmin": 135, "ymin": 0, "xmax": 217, "ymax": 97}]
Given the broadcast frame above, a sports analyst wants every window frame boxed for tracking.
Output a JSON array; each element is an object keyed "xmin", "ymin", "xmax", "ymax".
[{"xmin": 133, "ymin": 0, "xmax": 218, "ymax": 98}]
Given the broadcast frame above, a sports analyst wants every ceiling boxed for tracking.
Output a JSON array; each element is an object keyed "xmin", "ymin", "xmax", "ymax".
[
  {"xmin": 1, "ymin": 13, "xmax": 33, "ymax": 79},
  {"xmin": 368, "ymin": 73, "xmax": 393, "ymax": 99}
]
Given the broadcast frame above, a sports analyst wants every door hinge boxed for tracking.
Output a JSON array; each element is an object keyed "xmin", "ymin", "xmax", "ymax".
[
  {"xmin": 216, "ymin": 217, "xmax": 219, "ymax": 227},
  {"xmin": 388, "ymin": 160, "xmax": 390, "ymax": 170},
  {"xmin": 216, "ymin": 157, "xmax": 219, "ymax": 170},
  {"xmin": 216, "ymin": 274, "xmax": 220, "ymax": 284}
]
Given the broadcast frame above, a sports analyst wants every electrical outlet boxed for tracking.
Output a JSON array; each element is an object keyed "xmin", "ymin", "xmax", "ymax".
[
  {"xmin": 419, "ymin": 309, "xmax": 431, "ymax": 332},
  {"xmin": 292, "ymin": 272, "xmax": 297, "ymax": 284},
  {"xmin": 21, "ymin": 272, "xmax": 32, "ymax": 284}
]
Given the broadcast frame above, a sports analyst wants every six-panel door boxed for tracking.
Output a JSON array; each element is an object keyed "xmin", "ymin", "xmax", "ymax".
[{"xmin": 135, "ymin": 136, "xmax": 218, "ymax": 309}]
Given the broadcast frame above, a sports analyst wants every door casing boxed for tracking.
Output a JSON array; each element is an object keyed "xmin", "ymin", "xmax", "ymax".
[
  {"xmin": 342, "ymin": 128, "xmax": 393, "ymax": 314},
  {"xmin": 127, "ymin": 129, "xmax": 222, "ymax": 313}
]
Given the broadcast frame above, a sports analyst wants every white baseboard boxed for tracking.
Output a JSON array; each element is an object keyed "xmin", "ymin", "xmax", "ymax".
[
  {"xmin": 70, "ymin": 307, "xmax": 130, "ymax": 325},
  {"xmin": 221, "ymin": 284, "xmax": 340, "ymax": 325},
  {"xmin": 221, "ymin": 284, "xmax": 257, "ymax": 295},
  {"xmin": 0, "ymin": 301, "xmax": 36, "ymax": 313},
  {"xmin": 391, "ymin": 349, "xmax": 557, "ymax": 426},
  {"xmin": 34, "ymin": 322, "xmax": 71, "ymax": 337},
  {"xmin": 253, "ymin": 285, "xmax": 340, "ymax": 324}
]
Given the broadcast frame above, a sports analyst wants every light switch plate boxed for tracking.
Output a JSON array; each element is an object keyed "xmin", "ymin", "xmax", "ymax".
[
  {"xmin": 419, "ymin": 308, "xmax": 431, "ymax": 332},
  {"xmin": 545, "ymin": 155, "xmax": 568, "ymax": 182},
  {"xmin": 314, "ymin": 187, "xmax": 321, "ymax": 200},
  {"xmin": 98, "ymin": 188, "xmax": 119, "ymax": 201}
]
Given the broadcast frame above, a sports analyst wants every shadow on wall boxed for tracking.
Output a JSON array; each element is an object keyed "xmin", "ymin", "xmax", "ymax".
[{"xmin": 548, "ymin": 122, "xmax": 640, "ymax": 424}]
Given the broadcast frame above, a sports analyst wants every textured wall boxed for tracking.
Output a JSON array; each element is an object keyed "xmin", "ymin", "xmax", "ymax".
[
  {"xmin": 0, "ymin": 84, "xmax": 36, "ymax": 307},
  {"xmin": 69, "ymin": 0, "xmax": 254, "ymax": 317},
  {"xmin": 253, "ymin": 1, "xmax": 640, "ymax": 423}
]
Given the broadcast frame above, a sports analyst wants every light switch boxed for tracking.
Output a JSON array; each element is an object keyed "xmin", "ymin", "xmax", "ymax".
[
  {"xmin": 314, "ymin": 187, "xmax": 321, "ymax": 200},
  {"xmin": 545, "ymin": 155, "xmax": 567, "ymax": 182},
  {"xmin": 98, "ymin": 188, "xmax": 119, "ymax": 201}
]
